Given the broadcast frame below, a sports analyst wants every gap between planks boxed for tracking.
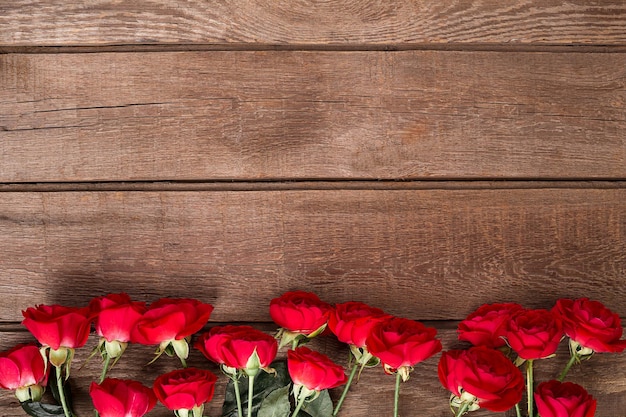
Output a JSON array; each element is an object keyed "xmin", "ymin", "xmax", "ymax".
[
  {"xmin": 2, "ymin": 43, "xmax": 626, "ymax": 55},
  {"xmin": 0, "ymin": 180, "xmax": 625, "ymax": 193}
]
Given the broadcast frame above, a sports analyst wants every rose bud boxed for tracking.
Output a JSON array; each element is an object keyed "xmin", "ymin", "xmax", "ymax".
[
  {"xmin": 89, "ymin": 293, "xmax": 147, "ymax": 359},
  {"xmin": 0, "ymin": 344, "xmax": 48, "ymax": 402},
  {"xmin": 506, "ymin": 308, "xmax": 563, "ymax": 360},
  {"xmin": 132, "ymin": 298, "xmax": 213, "ymax": 365},
  {"xmin": 22, "ymin": 304, "xmax": 93, "ymax": 368},
  {"xmin": 90, "ymin": 378, "xmax": 156, "ymax": 417},
  {"xmin": 195, "ymin": 325, "xmax": 277, "ymax": 377},
  {"xmin": 288, "ymin": 346, "xmax": 347, "ymax": 407},
  {"xmin": 553, "ymin": 298, "xmax": 626, "ymax": 355},
  {"xmin": 438, "ymin": 346, "xmax": 524, "ymax": 413},
  {"xmin": 534, "ymin": 380, "xmax": 596, "ymax": 417},
  {"xmin": 458, "ymin": 303, "xmax": 524, "ymax": 349},
  {"xmin": 153, "ymin": 368, "xmax": 218, "ymax": 417},
  {"xmin": 366, "ymin": 316, "xmax": 442, "ymax": 382},
  {"xmin": 269, "ymin": 291, "xmax": 331, "ymax": 348}
]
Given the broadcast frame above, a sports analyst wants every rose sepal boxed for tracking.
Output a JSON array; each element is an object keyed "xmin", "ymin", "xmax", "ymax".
[
  {"xmin": 276, "ymin": 323, "xmax": 327, "ymax": 349},
  {"xmin": 174, "ymin": 404, "xmax": 204, "ymax": 417},
  {"xmin": 15, "ymin": 385, "xmax": 46, "ymax": 403}
]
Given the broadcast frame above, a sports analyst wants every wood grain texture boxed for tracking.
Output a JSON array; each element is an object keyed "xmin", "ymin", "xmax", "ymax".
[
  {"xmin": 1, "ymin": 189, "xmax": 624, "ymax": 322},
  {"xmin": 1, "ymin": 51, "xmax": 625, "ymax": 182},
  {"xmin": 0, "ymin": 326, "xmax": 624, "ymax": 417},
  {"xmin": 1, "ymin": 1, "xmax": 626, "ymax": 48}
]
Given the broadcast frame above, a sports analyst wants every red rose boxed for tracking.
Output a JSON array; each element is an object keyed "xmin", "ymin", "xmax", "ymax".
[
  {"xmin": 287, "ymin": 346, "xmax": 347, "ymax": 392},
  {"xmin": 132, "ymin": 298, "xmax": 213, "ymax": 345},
  {"xmin": 438, "ymin": 346, "xmax": 524, "ymax": 412},
  {"xmin": 22, "ymin": 304, "xmax": 93, "ymax": 350},
  {"xmin": 552, "ymin": 298, "xmax": 626, "ymax": 353},
  {"xmin": 0, "ymin": 344, "xmax": 48, "ymax": 402},
  {"xmin": 195, "ymin": 325, "xmax": 277, "ymax": 375},
  {"xmin": 534, "ymin": 380, "xmax": 596, "ymax": 417},
  {"xmin": 328, "ymin": 301, "xmax": 390, "ymax": 348},
  {"xmin": 506, "ymin": 309, "xmax": 563, "ymax": 360},
  {"xmin": 366, "ymin": 317, "xmax": 441, "ymax": 378},
  {"xmin": 153, "ymin": 368, "xmax": 218, "ymax": 411},
  {"xmin": 90, "ymin": 378, "xmax": 156, "ymax": 417},
  {"xmin": 458, "ymin": 303, "xmax": 524, "ymax": 348},
  {"xmin": 269, "ymin": 291, "xmax": 331, "ymax": 335},
  {"xmin": 90, "ymin": 293, "xmax": 146, "ymax": 343}
]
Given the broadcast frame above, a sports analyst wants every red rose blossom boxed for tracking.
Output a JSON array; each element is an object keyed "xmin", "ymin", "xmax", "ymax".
[
  {"xmin": 287, "ymin": 346, "xmax": 347, "ymax": 392},
  {"xmin": 90, "ymin": 293, "xmax": 146, "ymax": 343},
  {"xmin": 90, "ymin": 378, "xmax": 156, "ymax": 417},
  {"xmin": 195, "ymin": 325, "xmax": 277, "ymax": 375},
  {"xmin": 269, "ymin": 291, "xmax": 331, "ymax": 335},
  {"xmin": 366, "ymin": 316, "xmax": 442, "ymax": 379},
  {"xmin": 153, "ymin": 368, "xmax": 218, "ymax": 411},
  {"xmin": 22, "ymin": 304, "xmax": 93, "ymax": 350},
  {"xmin": 328, "ymin": 301, "xmax": 390, "ymax": 348},
  {"xmin": 552, "ymin": 298, "xmax": 626, "ymax": 353},
  {"xmin": 458, "ymin": 303, "xmax": 524, "ymax": 348},
  {"xmin": 506, "ymin": 308, "xmax": 563, "ymax": 360},
  {"xmin": 132, "ymin": 298, "xmax": 213, "ymax": 345},
  {"xmin": 0, "ymin": 344, "xmax": 48, "ymax": 402},
  {"xmin": 438, "ymin": 346, "xmax": 524, "ymax": 412},
  {"xmin": 534, "ymin": 380, "xmax": 596, "ymax": 417}
]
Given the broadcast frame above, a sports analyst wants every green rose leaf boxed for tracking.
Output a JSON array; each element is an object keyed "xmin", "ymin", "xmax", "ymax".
[
  {"xmin": 222, "ymin": 360, "xmax": 291, "ymax": 417},
  {"xmin": 301, "ymin": 390, "xmax": 333, "ymax": 417},
  {"xmin": 257, "ymin": 386, "xmax": 291, "ymax": 417},
  {"xmin": 20, "ymin": 402, "xmax": 65, "ymax": 417}
]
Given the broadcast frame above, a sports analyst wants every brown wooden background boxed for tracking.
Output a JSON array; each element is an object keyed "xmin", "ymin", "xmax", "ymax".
[{"xmin": 1, "ymin": 1, "xmax": 625, "ymax": 416}]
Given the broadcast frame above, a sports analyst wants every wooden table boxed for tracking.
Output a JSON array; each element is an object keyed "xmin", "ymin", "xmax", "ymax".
[{"xmin": 1, "ymin": 2, "xmax": 625, "ymax": 416}]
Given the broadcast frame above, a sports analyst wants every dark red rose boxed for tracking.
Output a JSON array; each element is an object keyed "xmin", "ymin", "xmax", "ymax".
[
  {"xmin": 506, "ymin": 308, "xmax": 563, "ymax": 360},
  {"xmin": 366, "ymin": 316, "xmax": 441, "ymax": 377},
  {"xmin": 438, "ymin": 346, "xmax": 524, "ymax": 412},
  {"xmin": 0, "ymin": 344, "xmax": 48, "ymax": 402},
  {"xmin": 458, "ymin": 303, "xmax": 524, "ymax": 348},
  {"xmin": 90, "ymin": 293, "xmax": 146, "ymax": 343},
  {"xmin": 553, "ymin": 298, "xmax": 626, "ymax": 353},
  {"xmin": 195, "ymin": 325, "xmax": 277, "ymax": 375},
  {"xmin": 22, "ymin": 304, "xmax": 93, "ymax": 350},
  {"xmin": 287, "ymin": 346, "xmax": 347, "ymax": 392},
  {"xmin": 534, "ymin": 380, "xmax": 596, "ymax": 417},
  {"xmin": 132, "ymin": 298, "xmax": 213, "ymax": 345},
  {"xmin": 328, "ymin": 301, "xmax": 390, "ymax": 348},
  {"xmin": 269, "ymin": 291, "xmax": 331, "ymax": 335},
  {"xmin": 153, "ymin": 368, "xmax": 217, "ymax": 411},
  {"xmin": 90, "ymin": 378, "xmax": 156, "ymax": 417}
]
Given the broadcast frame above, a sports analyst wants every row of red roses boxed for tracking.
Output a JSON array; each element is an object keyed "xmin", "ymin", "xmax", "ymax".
[
  {"xmin": 1, "ymin": 292, "xmax": 625, "ymax": 417},
  {"xmin": 441, "ymin": 298, "xmax": 626, "ymax": 417}
]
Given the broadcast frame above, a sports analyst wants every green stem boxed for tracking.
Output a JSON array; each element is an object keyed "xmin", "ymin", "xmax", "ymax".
[
  {"xmin": 56, "ymin": 366, "xmax": 73, "ymax": 417},
  {"xmin": 394, "ymin": 371, "xmax": 402, "ymax": 417},
  {"xmin": 179, "ymin": 356, "xmax": 188, "ymax": 368},
  {"xmin": 99, "ymin": 354, "xmax": 112, "ymax": 384},
  {"xmin": 291, "ymin": 393, "xmax": 305, "ymax": 417},
  {"xmin": 515, "ymin": 403, "xmax": 522, "ymax": 417},
  {"xmin": 526, "ymin": 360, "xmax": 534, "ymax": 417},
  {"xmin": 455, "ymin": 402, "xmax": 470, "ymax": 417},
  {"xmin": 333, "ymin": 362, "xmax": 358, "ymax": 416},
  {"xmin": 557, "ymin": 353, "xmax": 577, "ymax": 382},
  {"xmin": 247, "ymin": 375, "xmax": 255, "ymax": 417},
  {"xmin": 232, "ymin": 376, "xmax": 243, "ymax": 417}
]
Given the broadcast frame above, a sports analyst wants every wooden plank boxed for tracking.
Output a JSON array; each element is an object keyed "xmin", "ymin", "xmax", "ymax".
[
  {"xmin": 0, "ymin": 326, "xmax": 624, "ymax": 417},
  {"xmin": 1, "ymin": 1, "xmax": 626, "ymax": 48},
  {"xmin": 1, "ymin": 51, "xmax": 625, "ymax": 182},
  {"xmin": 1, "ymin": 188, "xmax": 624, "ymax": 322}
]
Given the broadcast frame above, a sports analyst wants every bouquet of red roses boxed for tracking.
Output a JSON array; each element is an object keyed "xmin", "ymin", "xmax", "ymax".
[
  {"xmin": 1, "ymin": 292, "xmax": 623, "ymax": 417},
  {"xmin": 438, "ymin": 298, "xmax": 626, "ymax": 417},
  {"xmin": 0, "ymin": 291, "xmax": 443, "ymax": 417}
]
